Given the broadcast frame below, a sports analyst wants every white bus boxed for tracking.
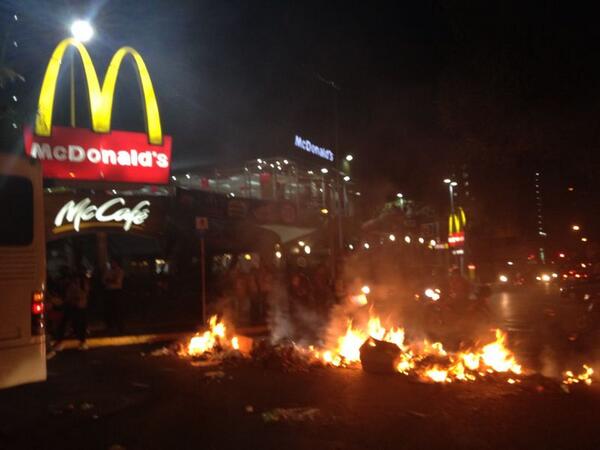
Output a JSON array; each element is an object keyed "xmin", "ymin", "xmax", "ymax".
[{"xmin": 0, "ymin": 154, "xmax": 46, "ymax": 389}]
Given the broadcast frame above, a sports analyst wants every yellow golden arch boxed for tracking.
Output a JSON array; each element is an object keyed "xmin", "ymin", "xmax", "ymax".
[
  {"xmin": 448, "ymin": 207, "xmax": 467, "ymax": 234},
  {"xmin": 35, "ymin": 38, "xmax": 163, "ymax": 145}
]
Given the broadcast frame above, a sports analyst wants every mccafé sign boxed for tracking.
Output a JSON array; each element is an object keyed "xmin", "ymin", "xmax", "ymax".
[
  {"xmin": 55, "ymin": 197, "xmax": 150, "ymax": 232},
  {"xmin": 45, "ymin": 193, "xmax": 166, "ymax": 238},
  {"xmin": 24, "ymin": 38, "xmax": 172, "ymax": 184}
]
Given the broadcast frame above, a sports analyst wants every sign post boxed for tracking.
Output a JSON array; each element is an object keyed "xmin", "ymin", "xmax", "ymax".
[{"xmin": 195, "ymin": 217, "xmax": 209, "ymax": 323}]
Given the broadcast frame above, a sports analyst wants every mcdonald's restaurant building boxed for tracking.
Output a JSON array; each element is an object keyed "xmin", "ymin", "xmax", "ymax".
[{"xmin": 25, "ymin": 39, "xmax": 285, "ymax": 324}]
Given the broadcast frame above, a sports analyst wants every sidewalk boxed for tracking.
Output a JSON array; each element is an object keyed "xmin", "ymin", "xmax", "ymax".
[{"xmin": 57, "ymin": 324, "xmax": 269, "ymax": 350}]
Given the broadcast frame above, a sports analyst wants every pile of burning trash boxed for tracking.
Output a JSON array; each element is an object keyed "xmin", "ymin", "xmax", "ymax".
[{"xmin": 179, "ymin": 314, "xmax": 593, "ymax": 387}]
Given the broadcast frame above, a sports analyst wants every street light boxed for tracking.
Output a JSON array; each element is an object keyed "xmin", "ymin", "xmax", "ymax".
[
  {"xmin": 396, "ymin": 193, "xmax": 403, "ymax": 198},
  {"xmin": 69, "ymin": 20, "xmax": 94, "ymax": 128},
  {"xmin": 345, "ymin": 154, "xmax": 353, "ymax": 162},
  {"xmin": 572, "ymin": 225, "xmax": 580, "ymax": 231},
  {"xmin": 70, "ymin": 20, "xmax": 94, "ymax": 42}
]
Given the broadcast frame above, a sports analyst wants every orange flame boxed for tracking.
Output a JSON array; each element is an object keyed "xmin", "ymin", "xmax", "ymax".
[
  {"xmin": 563, "ymin": 365, "xmax": 594, "ymax": 386},
  {"xmin": 186, "ymin": 315, "xmax": 238, "ymax": 357},
  {"xmin": 308, "ymin": 309, "xmax": 527, "ymax": 384}
]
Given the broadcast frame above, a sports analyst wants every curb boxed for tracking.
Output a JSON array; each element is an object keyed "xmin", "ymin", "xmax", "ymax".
[{"xmin": 58, "ymin": 325, "xmax": 269, "ymax": 350}]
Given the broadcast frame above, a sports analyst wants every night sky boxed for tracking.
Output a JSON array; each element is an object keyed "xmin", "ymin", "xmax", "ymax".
[{"xmin": 1, "ymin": 1, "xmax": 599, "ymax": 247}]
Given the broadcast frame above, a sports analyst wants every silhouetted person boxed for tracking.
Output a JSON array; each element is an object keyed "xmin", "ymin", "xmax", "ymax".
[{"xmin": 54, "ymin": 269, "xmax": 90, "ymax": 350}]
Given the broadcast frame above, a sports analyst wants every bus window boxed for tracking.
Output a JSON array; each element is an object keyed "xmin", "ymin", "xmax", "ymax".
[{"xmin": 0, "ymin": 175, "xmax": 33, "ymax": 246}]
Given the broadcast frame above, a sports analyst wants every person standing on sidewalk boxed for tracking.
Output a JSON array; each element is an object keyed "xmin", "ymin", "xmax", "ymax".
[
  {"xmin": 103, "ymin": 258, "xmax": 125, "ymax": 334},
  {"xmin": 54, "ymin": 268, "xmax": 90, "ymax": 351}
]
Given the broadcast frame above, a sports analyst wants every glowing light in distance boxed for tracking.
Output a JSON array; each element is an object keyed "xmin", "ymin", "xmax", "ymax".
[
  {"xmin": 348, "ymin": 244, "xmax": 354, "ymax": 250},
  {"xmin": 572, "ymin": 225, "xmax": 580, "ymax": 231},
  {"xmin": 424, "ymin": 288, "xmax": 441, "ymax": 301},
  {"xmin": 275, "ymin": 251, "xmax": 282, "ymax": 259},
  {"xmin": 388, "ymin": 234, "xmax": 396, "ymax": 242},
  {"xmin": 304, "ymin": 245, "xmax": 311, "ymax": 255},
  {"xmin": 429, "ymin": 239, "xmax": 437, "ymax": 247},
  {"xmin": 343, "ymin": 176, "xmax": 350, "ymax": 182},
  {"xmin": 320, "ymin": 208, "xmax": 329, "ymax": 214},
  {"xmin": 70, "ymin": 20, "xmax": 94, "ymax": 42},
  {"xmin": 507, "ymin": 261, "xmax": 514, "ymax": 266},
  {"xmin": 540, "ymin": 274, "xmax": 551, "ymax": 282},
  {"xmin": 499, "ymin": 275, "xmax": 509, "ymax": 283},
  {"xmin": 396, "ymin": 193, "xmax": 403, "ymax": 198},
  {"xmin": 418, "ymin": 237, "xmax": 425, "ymax": 244},
  {"xmin": 361, "ymin": 285, "xmax": 371, "ymax": 295},
  {"xmin": 345, "ymin": 154, "xmax": 353, "ymax": 161},
  {"xmin": 581, "ymin": 237, "xmax": 588, "ymax": 242},
  {"xmin": 243, "ymin": 253, "xmax": 252, "ymax": 261},
  {"xmin": 298, "ymin": 240, "xmax": 305, "ymax": 247},
  {"xmin": 444, "ymin": 179, "xmax": 451, "ymax": 184},
  {"xmin": 321, "ymin": 168, "xmax": 329, "ymax": 174},
  {"xmin": 363, "ymin": 242, "xmax": 370, "ymax": 250},
  {"xmin": 558, "ymin": 253, "xmax": 565, "ymax": 258},
  {"xmin": 404, "ymin": 236, "xmax": 411, "ymax": 244}
]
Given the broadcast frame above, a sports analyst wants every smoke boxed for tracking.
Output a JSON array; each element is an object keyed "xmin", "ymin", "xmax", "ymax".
[{"xmin": 266, "ymin": 278, "xmax": 293, "ymax": 342}]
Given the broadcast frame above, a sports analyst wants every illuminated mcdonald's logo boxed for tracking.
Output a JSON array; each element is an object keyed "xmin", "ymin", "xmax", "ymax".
[
  {"xmin": 448, "ymin": 207, "xmax": 466, "ymax": 247},
  {"xmin": 24, "ymin": 38, "xmax": 172, "ymax": 184},
  {"xmin": 448, "ymin": 207, "xmax": 466, "ymax": 235}
]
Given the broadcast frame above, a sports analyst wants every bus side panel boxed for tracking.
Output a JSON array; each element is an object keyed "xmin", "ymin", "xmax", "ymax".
[
  {"xmin": 0, "ymin": 156, "xmax": 46, "ymax": 389},
  {"xmin": 0, "ymin": 338, "xmax": 46, "ymax": 389}
]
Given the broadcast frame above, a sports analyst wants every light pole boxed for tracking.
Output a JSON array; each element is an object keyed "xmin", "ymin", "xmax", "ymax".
[
  {"xmin": 444, "ymin": 179, "xmax": 457, "ymax": 216},
  {"xmin": 69, "ymin": 20, "xmax": 94, "ymax": 127}
]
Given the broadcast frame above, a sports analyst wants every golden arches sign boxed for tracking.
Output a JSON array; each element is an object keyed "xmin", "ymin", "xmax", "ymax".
[
  {"xmin": 448, "ymin": 207, "xmax": 467, "ymax": 235},
  {"xmin": 35, "ymin": 38, "xmax": 163, "ymax": 145}
]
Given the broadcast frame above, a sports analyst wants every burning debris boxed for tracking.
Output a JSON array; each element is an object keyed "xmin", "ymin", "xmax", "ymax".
[
  {"xmin": 562, "ymin": 365, "xmax": 594, "ymax": 386},
  {"xmin": 185, "ymin": 315, "xmax": 240, "ymax": 357},
  {"xmin": 179, "ymin": 312, "xmax": 594, "ymax": 389}
]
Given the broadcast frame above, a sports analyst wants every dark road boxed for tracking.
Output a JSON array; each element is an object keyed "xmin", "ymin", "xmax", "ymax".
[
  {"xmin": 488, "ymin": 284, "xmax": 600, "ymax": 373},
  {"xmin": 1, "ymin": 340, "xmax": 599, "ymax": 449},
  {"xmin": 1, "ymin": 285, "xmax": 599, "ymax": 450}
]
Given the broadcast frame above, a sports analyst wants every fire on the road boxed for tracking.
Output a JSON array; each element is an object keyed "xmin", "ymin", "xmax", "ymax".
[
  {"xmin": 183, "ymin": 313, "xmax": 593, "ymax": 388},
  {"xmin": 186, "ymin": 315, "xmax": 239, "ymax": 356},
  {"xmin": 562, "ymin": 365, "xmax": 594, "ymax": 386},
  {"xmin": 308, "ymin": 314, "xmax": 523, "ymax": 383}
]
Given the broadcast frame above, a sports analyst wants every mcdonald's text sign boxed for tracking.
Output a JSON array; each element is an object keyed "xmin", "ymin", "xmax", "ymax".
[
  {"xmin": 25, "ymin": 38, "xmax": 171, "ymax": 184},
  {"xmin": 24, "ymin": 125, "xmax": 171, "ymax": 184}
]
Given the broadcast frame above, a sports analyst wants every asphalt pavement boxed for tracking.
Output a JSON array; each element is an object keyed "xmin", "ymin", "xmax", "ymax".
[
  {"xmin": 1, "ymin": 285, "xmax": 599, "ymax": 450},
  {"xmin": 488, "ymin": 284, "xmax": 600, "ymax": 372},
  {"xmin": 0, "ymin": 339, "xmax": 599, "ymax": 450}
]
